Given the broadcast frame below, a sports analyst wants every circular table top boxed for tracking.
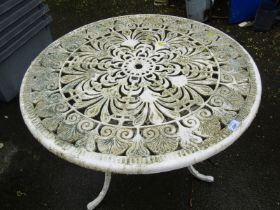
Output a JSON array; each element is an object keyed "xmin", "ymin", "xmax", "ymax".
[{"xmin": 20, "ymin": 15, "xmax": 261, "ymax": 174}]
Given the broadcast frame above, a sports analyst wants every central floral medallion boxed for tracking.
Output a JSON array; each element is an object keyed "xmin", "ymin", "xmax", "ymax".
[
  {"xmin": 25, "ymin": 15, "xmax": 253, "ymax": 158},
  {"xmin": 59, "ymin": 27, "xmax": 219, "ymax": 127},
  {"xmin": 122, "ymin": 56, "xmax": 156, "ymax": 78}
]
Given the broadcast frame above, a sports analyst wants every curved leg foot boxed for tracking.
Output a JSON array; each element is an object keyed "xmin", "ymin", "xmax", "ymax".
[
  {"xmin": 87, "ymin": 172, "xmax": 111, "ymax": 210},
  {"xmin": 188, "ymin": 165, "xmax": 214, "ymax": 183}
]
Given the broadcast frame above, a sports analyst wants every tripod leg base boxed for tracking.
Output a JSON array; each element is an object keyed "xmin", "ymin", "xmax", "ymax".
[
  {"xmin": 188, "ymin": 165, "xmax": 214, "ymax": 182},
  {"xmin": 87, "ymin": 172, "xmax": 111, "ymax": 210}
]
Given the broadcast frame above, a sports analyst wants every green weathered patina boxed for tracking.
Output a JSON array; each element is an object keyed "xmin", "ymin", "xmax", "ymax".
[{"xmin": 20, "ymin": 15, "xmax": 261, "ymax": 174}]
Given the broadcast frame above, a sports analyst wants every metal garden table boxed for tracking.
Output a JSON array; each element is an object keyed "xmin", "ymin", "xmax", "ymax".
[{"xmin": 20, "ymin": 15, "xmax": 262, "ymax": 209}]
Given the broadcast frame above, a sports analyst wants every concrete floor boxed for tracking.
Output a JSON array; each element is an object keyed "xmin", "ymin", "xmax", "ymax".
[{"xmin": 1, "ymin": 0, "xmax": 280, "ymax": 209}]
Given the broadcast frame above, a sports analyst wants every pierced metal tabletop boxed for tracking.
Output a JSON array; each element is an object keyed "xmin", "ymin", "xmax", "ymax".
[{"xmin": 20, "ymin": 15, "xmax": 261, "ymax": 175}]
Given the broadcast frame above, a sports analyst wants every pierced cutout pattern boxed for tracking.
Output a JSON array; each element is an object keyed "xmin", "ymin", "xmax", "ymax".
[{"xmin": 21, "ymin": 15, "xmax": 258, "ymax": 161}]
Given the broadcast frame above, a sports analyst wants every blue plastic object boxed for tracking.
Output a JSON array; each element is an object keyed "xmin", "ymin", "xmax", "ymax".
[{"xmin": 229, "ymin": 0, "xmax": 261, "ymax": 24}]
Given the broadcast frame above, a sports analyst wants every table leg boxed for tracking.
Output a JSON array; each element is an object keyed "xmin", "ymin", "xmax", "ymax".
[
  {"xmin": 188, "ymin": 165, "xmax": 214, "ymax": 182},
  {"xmin": 87, "ymin": 172, "xmax": 112, "ymax": 210}
]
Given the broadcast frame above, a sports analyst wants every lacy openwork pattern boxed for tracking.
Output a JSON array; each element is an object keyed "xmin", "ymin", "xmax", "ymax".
[{"xmin": 21, "ymin": 15, "xmax": 258, "ymax": 161}]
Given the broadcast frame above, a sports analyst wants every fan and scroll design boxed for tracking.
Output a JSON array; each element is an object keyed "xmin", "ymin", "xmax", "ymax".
[{"xmin": 27, "ymin": 15, "xmax": 252, "ymax": 156}]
